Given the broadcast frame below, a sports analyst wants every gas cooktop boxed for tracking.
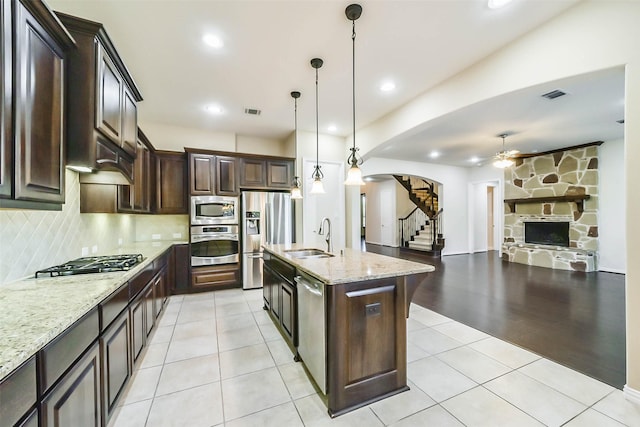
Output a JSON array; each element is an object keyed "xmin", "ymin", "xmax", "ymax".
[{"xmin": 35, "ymin": 254, "xmax": 144, "ymax": 278}]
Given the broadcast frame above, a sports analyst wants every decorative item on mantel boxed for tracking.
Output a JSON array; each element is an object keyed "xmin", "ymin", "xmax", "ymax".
[
  {"xmin": 344, "ymin": 4, "xmax": 366, "ymax": 186},
  {"xmin": 310, "ymin": 58, "xmax": 326, "ymax": 194},
  {"xmin": 493, "ymin": 133, "xmax": 519, "ymax": 168},
  {"xmin": 290, "ymin": 91, "xmax": 303, "ymax": 199}
]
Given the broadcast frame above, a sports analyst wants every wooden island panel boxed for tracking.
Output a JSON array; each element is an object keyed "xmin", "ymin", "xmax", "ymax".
[{"xmin": 326, "ymin": 275, "xmax": 423, "ymax": 416}]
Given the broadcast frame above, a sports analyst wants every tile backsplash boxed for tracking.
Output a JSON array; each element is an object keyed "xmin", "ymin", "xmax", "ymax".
[{"xmin": 0, "ymin": 170, "xmax": 188, "ymax": 285}]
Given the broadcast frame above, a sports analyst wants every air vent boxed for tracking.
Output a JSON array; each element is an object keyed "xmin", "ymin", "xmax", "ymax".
[
  {"xmin": 541, "ymin": 89, "xmax": 567, "ymax": 100},
  {"xmin": 617, "ymin": 119, "xmax": 625, "ymax": 124},
  {"xmin": 244, "ymin": 108, "xmax": 261, "ymax": 116}
]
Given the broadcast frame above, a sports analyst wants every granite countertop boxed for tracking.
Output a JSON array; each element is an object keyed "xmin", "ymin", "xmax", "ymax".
[
  {"xmin": 0, "ymin": 240, "xmax": 186, "ymax": 381},
  {"xmin": 263, "ymin": 243, "xmax": 435, "ymax": 285}
]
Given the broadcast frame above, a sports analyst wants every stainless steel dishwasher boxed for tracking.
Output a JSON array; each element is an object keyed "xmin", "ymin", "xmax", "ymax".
[{"xmin": 295, "ymin": 272, "xmax": 326, "ymax": 394}]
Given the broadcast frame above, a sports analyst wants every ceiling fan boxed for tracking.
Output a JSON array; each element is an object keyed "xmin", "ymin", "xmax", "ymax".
[{"xmin": 493, "ymin": 133, "xmax": 519, "ymax": 168}]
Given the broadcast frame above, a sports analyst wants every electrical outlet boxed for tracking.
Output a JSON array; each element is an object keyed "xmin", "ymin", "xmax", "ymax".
[
  {"xmin": 172, "ymin": 233, "xmax": 182, "ymax": 239},
  {"xmin": 91, "ymin": 245, "xmax": 98, "ymax": 254},
  {"xmin": 152, "ymin": 234, "xmax": 161, "ymax": 240},
  {"xmin": 118, "ymin": 238, "xmax": 123, "ymax": 246},
  {"xmin": 81, "ymin": 247, "xmax": 89, "ymax": 256}
]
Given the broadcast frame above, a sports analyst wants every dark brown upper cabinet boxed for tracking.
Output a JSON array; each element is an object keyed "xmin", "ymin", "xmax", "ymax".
[
  {"xmin": 239, "ymin": 158, "xmax": 266, "ymax": 188},
  {"xmin": 267, "ymin": 159, "xmax": 293, "ymax": 189},
  {"xmin": 56, "ymin": 12, "xmax": 143, "ymax": 182},
  {"xmin": 118, "ymin": 129, "xmax": 152, "ymax": 213},
  {"xmin": 240, "ymin": 157, "xmax": 294, "ymax": 190},
  {"xmin": 216, "ymin": 155, "xmax": 238, "ymax": 196},
  {"xmin": 188, "ymin": 152, "xmax": 215, "ymax": 195},
  {"xmin": 0, "ymin": 0, "xmax": 75, "ymax": 209},
  {"xmin": 155, "ymin": 151, "xmax": 188, "ymax": 214},
  {"xmin": 0, "ymin": 0, "xmax": 12, "ymax": 200}
]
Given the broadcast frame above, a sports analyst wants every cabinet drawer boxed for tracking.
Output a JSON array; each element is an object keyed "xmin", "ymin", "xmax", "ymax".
[
  {"xmin": 129, "ymin": 262, "xmax": 155, "ymax": 300},
  {"xmin": 100, "ymin": 283, "xmax": 129, "ymax": 331},
  {"xmin": 0, "ymin": 356, "xmax": 36, "ymax": 427},
  {"xmin": 192, "ymin": 264, "xmax": 239, "ymax": 289},
  {"xmin": 265, "ymin": 256, "xmax": 295, "ymax": 283},
  {"xmin": 39, "ymin": 307, "xmax": 99, "ymax": 393}
]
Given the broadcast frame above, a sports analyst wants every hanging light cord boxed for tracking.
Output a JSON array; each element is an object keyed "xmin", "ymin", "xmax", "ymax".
[
  {"xmin": 294, "ymin": 96, "xmax": 298, "ymax": 176},
  {"xmin": 348, "ymin": 17, "xmax": 362, "ymax": 167},
  {"xmin": 313, "ymin": 64, "xmax": 323, "ymax": 180}
]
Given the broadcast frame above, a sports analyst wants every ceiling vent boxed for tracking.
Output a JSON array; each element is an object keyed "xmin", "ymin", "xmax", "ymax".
[
  {"xmin": 244, "ymin": 108, "xmax": 261, "ymax": 116},
  {"xmin": 541, "ymin": 89, "xmax": 567, "ymax": 100},
  {"xmin": 617, "ymin": 119, "xmax": 625, "ymax": 124}
]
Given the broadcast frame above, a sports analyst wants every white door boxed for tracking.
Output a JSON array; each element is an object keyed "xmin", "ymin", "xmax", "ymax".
[{"xmin": 380, "ymin": 188, "xmax": 395, "ymax": 246}]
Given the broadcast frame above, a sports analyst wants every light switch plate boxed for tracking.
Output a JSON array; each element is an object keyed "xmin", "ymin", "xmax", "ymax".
[
  {"xmin": 81, "ymin": 247, "xmax": 89, "ymax": 256},
  {"xmin": 172, "ymin": 233, "xmax": 182, "ymax": 239},
  {"xmin": 91, "ymin": 245, "xmax": 98, "ymax": 254},
  {"xmin": 152, "ymin": 234, "xmax": 161, "ymax": 240}
]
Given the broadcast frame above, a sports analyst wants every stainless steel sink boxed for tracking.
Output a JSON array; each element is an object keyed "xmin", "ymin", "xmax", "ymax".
[{"xmin": 284, "ymin": 249, "xmax": 334, "ymax": 259}]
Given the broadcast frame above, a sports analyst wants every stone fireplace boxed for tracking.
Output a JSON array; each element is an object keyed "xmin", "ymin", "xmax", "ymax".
[{"xmin": 502, "ymin": 144, "xmax": 599, "ymax": 272}]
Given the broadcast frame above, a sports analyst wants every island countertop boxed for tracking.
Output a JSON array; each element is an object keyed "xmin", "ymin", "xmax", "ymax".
[
  {"xmin": 0, "ymin": 240, "xmax": 186, "ymax": 381},
  {"xmin": 262, "ymin": 243, "xmax": 435, "ymax": 285}
]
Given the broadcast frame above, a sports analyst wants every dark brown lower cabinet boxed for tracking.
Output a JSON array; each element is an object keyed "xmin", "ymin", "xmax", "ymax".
[
  {"xmin": 144, "ymin": 283, "xmax": 154, "ymax": 337},
  {"xmin": 101, "ymin": 310, "xmax": 130, "ymax": 422},
  {"xmin": 262, "ymin": 256, "xmax": 297, "ymax": 348},
  {"xmin": 0, "ymin": 356, "xmax": 37, "ymax": 427},
  {"xmin": 153, "ymin": 269, "xmax": 166, "ymax": 318},
  {"xmin": 191, "ymin": 264, "xmax": 240, "ymax": 291},
  {"xmin": 281, "ymin": 280, "xmax": 296, "ymax": 345},
  {"xmin": 171, "ymin": 244, "xmax": 191, "ymax": 293},
  {"xmin": 41, "ymin": 342, "xmax": 102, "ymax": 427},
  {"xmin": 130, "ymin": 294, "xmax": 145, "ymax": 364}
]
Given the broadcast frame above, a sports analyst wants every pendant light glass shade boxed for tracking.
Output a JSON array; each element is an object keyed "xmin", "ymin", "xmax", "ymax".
[
  {"xmin": 291, "ymin": 186, "xmax": 303, "ymax": 199},
  {"xmin": 344, "ymin": 4, "xmax": 365, "ymax": 186},
  {"xmin": 310, "ymin": 58, "xmax": 325, "ymax": 195},
  {"xmin": 345, "ymin": 162, "xmax": 365, "ymax": 185},
  {"xmin": 290, "ymin": 91, "xmax": 303, "ymax": 199},
  {"xmin": 310, "ymin": 177, "xmax": 325, "ymax": 194}
]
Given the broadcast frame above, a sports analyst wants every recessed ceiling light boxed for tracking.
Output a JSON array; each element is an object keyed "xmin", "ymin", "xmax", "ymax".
[
  {"xmin": 429, "ymin": 151, "xmax": 439, "ymax": 158},
  {"xmin": 380, "ymin": 81, "xmax": 396, "ymax": 92},
  {"xmin": 488, "ymin": 0, "xmax": 513, "ymax": 9},
  {"xmin": 205, "ymin": 104, "xmax": 223, "ymax": 115},
  {"xmin": 203, "ymin": 34, "xmax": 223, "ymax": 49},
  {"xmin": 328, "ymin": 124, "xmax": 337, "ymax": 132}
]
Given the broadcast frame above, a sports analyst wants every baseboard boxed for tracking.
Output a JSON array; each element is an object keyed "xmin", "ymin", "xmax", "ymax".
[
  {"xmin": 624, "ymin": 385, "xmax": 640, "ymax": 405},
  {"xmin": 598, "ymin": 267, "xmax": 626, "ymax": 275}
]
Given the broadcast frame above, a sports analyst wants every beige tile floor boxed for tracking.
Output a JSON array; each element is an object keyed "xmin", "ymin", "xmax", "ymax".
[{"xmin": 110, "ymin": 288, "xmax": 640, "ymax": 427}]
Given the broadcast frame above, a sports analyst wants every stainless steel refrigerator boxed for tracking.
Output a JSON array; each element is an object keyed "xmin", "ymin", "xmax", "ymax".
[{"xmin": 241, "ymin": 191, "xmax": 293, "ymax": 289}]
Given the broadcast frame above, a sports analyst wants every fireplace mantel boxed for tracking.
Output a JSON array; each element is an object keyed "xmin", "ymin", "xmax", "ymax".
[{"xmin": 504, "ymin": 195, "xmax": 591, "ymax": 213}]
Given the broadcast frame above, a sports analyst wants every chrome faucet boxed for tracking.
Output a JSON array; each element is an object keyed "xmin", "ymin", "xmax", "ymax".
[{"xmin": 318, "ymin": 217, "xmax": 332, "ymax": 253}]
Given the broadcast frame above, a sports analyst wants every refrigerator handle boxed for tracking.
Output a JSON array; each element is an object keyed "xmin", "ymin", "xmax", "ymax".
[{"xmin": 265, "ymin": 207, "xmax": 270, "ymax": 244}]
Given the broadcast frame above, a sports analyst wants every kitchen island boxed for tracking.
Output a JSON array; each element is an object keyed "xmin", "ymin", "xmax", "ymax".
[{"xmin": 262, "ymin": 244, "xmax": 435, "ymax": 417}]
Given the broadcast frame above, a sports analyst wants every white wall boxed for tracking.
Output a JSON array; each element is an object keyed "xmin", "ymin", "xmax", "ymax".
[
  {"xmin": 141, "ymin": 121, "xmax": 236, "ymax": 152},
  {"xmin": 599, "ymin": 138, "xmax": 626, "ymax": 273},
  {"xmin": 360, "ymin": 158, "xmax": 470, "ymax": 255},
  {"xmin": 470, "ymin": 182, "xmax": 489, "ymax": 253},
  {"xmin": 236, "ymin": 135, "xmax": 287, "ymax": 157}
]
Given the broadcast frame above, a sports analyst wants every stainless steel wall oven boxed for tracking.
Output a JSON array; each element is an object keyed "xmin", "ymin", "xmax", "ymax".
[{"xmin": 190, "ymin": 225, "xmax": 239, "ymax": 266}]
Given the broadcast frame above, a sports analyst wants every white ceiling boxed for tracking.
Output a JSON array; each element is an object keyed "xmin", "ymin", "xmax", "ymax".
[{"xmin": 45, "ymin": 0, "xmax": 621, "ymax": 167}]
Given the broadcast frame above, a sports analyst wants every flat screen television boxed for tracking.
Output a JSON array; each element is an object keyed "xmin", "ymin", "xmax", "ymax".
[{"xmin": 524, "ymin": 221, "xmax": 570, "ymax": 247}]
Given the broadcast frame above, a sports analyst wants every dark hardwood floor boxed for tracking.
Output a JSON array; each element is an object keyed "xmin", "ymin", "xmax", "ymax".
[{"xmin": 364, "ymin": 243, "xmax": 626, "ymax": 389}]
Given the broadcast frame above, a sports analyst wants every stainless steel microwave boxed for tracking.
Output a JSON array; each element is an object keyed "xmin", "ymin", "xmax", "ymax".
[{"xmin": 190, "ymin": 195, "xmax": 238, "ymax": 225}]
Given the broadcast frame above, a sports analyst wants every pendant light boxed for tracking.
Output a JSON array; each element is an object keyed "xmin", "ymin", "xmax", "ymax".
[
  {"xmin": 344, "ymin": 3, "xmax": 366, "ymax": 186},
  {"xmin": 310, "ymin": 58, "xmax": 325, "ymax": 194},
  {"xmin": 492, "ymin": 133, "xmax": 518, "ymax": 169},
  {"xmin": 290, "ymin": 91, "xmax": 303, "ymax": 199}
]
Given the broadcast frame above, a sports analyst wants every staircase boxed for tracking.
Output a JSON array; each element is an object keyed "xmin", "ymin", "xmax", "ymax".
[{"xmin": 395, "ymin": 175, "xmax": 445, "ymax": 256}]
